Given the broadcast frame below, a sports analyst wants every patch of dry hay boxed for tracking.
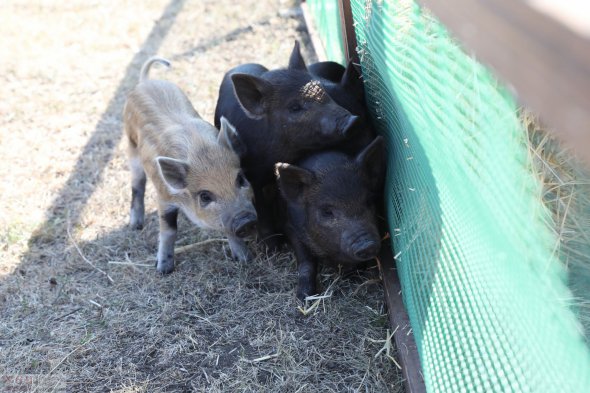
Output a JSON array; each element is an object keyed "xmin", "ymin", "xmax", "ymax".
[
  {"xmin": 2, "ymin": 215, "xmax": 402, "ymax": 392},
  {"xmin": 524, "ymin": 111, "xmax": 590, "ymax": 340}
]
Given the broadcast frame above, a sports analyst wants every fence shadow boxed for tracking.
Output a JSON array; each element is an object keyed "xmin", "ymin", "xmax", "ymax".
[{"xmin": 29, "ymin": 0, "xmax": 186, "ymax": 244}]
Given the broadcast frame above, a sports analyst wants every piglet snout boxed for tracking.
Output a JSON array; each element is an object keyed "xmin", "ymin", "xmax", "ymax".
[
  {"xmin": 348, "ymin": 233, "xmax": 380, "ymax": 261},
  {"xmin": 320, "ymin": 114, "xmax": 358, "ymax": 138},
  {"xmin": 232, "ymin": 212, "xmax": 258, "ymax": 238},
  {"xmin": 341, "ymin": 115, "xmax": 359, "ymax": 136}
]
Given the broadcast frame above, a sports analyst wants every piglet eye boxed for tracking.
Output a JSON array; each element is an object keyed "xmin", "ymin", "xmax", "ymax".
[
  {"xmin": 236, "ymin": 171, "xmax": 247, "ymax": 188},
  {"xmin": 320, "ymin": 206, "xmax": 335, "ymax": 219},
  {"xmin": 289, "ymin": 102, "xmax": 303, "ymax": 112},
  {"xmin": 198, "ymin": 191, "xmax": 214, "ymax": 206}
]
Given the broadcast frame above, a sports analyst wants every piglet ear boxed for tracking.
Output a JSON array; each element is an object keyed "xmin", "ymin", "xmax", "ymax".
[
  {"xmin": 155, "ymin": 156, "xmax": 189, "ymax": 194},
  {"xmin": 218, "ymin": 117, "xmax": 247, "ymax": 158},
  {"xmin": 288, "ymin": 41, "xmax": 307, "ymax": 71},
  {"xmin": 355, "ymin": 136, "xmax": 385, "ymax": 189},
  {"xmin": 231, "ymin": 73, "xmax": 272, "ymax": 119},
  {"xmin": 275, "ymin": 162, "xmax": 314, "ymax": 202},
  {"xmin": 340, "ymin": 60, "xmax": 363, "ymax": 94}
]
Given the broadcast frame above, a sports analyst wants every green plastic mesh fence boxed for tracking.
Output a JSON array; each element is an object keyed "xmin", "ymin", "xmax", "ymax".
[
  {"xmin": 306, "ymin": 0, "xmax": 346, "ymax": 64},
  {"xmin": 307, "ymin": 0, "xmax": 590, "ymax": 391}
]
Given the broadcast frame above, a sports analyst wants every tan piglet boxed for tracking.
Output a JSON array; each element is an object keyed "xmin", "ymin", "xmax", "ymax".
[{"xmin": 124, "ymin": 57, "xmax": 257, "ymax": 273}]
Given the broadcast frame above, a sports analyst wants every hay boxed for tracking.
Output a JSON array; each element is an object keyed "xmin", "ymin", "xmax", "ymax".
[{"xmin": 524, "ymin": 111, "xmax": 590, "ymax": 340}]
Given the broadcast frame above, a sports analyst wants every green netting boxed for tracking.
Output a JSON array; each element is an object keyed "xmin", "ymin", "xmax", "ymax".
[
  {"xmin": 308, "ymin": 0, "xmax": 590, "ymax": 392},
  {"xmin": 306, "ymin": 0, "xmax": 346, "ymax": 64}
]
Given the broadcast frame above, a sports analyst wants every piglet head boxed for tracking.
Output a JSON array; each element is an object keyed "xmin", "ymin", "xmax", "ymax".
[
  {"xmin": 231, "ymin": 41, "xmax": 358, "ymax": 150},
  {"xmin": 155, "ymin": 118, "xmax": 257, "ymax": 261},
  {"xmin": 275, "ymin": 136, "xmax": 385, "ymax": 263}
]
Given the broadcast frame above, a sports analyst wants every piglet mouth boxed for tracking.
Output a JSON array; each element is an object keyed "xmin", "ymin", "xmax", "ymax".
[{"xmin": 232, "ymin": 212, "xmax": 258, "ymax": 238}]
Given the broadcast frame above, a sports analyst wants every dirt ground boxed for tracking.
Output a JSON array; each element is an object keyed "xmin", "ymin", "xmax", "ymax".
[{"xmin": 0, "ymin": 1, "xmax": 403, "ymax": 391}]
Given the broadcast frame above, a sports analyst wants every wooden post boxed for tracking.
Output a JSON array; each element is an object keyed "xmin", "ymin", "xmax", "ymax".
[
  {"xmin": 379, "ymin": 243, "xmax": 427, "ymax": 393},
  {"xmin": 337, "ymin": 0, "xmax": 359, "ymax": 64}
]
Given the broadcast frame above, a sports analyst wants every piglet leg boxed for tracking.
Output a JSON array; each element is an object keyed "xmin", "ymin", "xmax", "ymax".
[
  {"xmin": 289, "ymin": 235, "xmax": 319, "ymax": 301},
  {"xmin": 255, "ymin": 185, "xmax": 282, "ymax": 252},
  {"xmin": 129, "ymin": 155, "xmax": 146, "ymax": 230},
  {"xmin": 156, "ymin": 203, "xmax": 178, "ymax": 274}
]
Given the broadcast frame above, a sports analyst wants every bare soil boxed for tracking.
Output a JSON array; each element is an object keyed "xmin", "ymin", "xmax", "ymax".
[{"xmin": 0, "ymin": 1, "xmax": 403, "ymax": 391}]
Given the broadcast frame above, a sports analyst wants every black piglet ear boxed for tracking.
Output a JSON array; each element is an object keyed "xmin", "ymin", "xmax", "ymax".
[
  {"xmin": 340, "ymin": 60, "xmax": 363, "ymax": 94},
  {"xmin": 288, "ymin": 41, "xmax": 307, "ymax": 71},
  {"xmin": 355, "ymin": 136, "xmax": 385, "ymax": 190},
  {"xmin": 231, "ymin": 73, "xmax": 273, "ymax": 119},
  {"xmin": 274, "ymin": 162, "xmax": 314, "ymax": 202}
]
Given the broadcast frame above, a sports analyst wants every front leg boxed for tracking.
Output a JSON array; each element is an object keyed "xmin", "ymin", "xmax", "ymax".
[
  {"xmin": 254, "ymin": 184, "xmax": 282, "ymax": 252},
  {"xmin": 156, "ymin": 203, "xmax": 178, "ymax": 274},
  {"xmin": 129, "ymin": 155, "xmax": 146, "ymax": 230},
  {"xmin": 288, "ymin": 233, "xmax": 319, "ymax": 301}
]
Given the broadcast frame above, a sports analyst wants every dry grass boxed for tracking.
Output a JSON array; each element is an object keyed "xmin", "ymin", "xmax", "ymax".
[
  {"xmin": 0, "ymin": 0, "xmax": 402, "ymax": 391},
  {"xmin": 524, "ymin": 111, "xmax": 590, "ymax": 340}
]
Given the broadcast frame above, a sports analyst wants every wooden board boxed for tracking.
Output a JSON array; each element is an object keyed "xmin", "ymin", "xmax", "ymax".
[
  {"xmin": 378, "ymin": 243, "xmax": 426, "ymax": 393},
  {"xmin": 337, "ymin": 0, "xmax": 359, "ymax": 64},
  {"xmin": 417, "ymin": 0, "xmax": 590, "ymax": 163}
]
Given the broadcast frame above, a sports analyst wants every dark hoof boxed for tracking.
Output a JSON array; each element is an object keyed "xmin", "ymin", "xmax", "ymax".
[
  {"xmin": 130, "ymin": 222, "xmax": 144, "ymax": 230},
  {"xmin": 129, "ymin": 213, "xmax": 144, "ymax": 230},
  {"xmin": 296, "ymin": 290, "xmax": 307, "ymax": 303},
  {"xmin": 296, "ymin": 283, "xmax": 318, "ymax": 303},
  {"xmin": 230, "ymin": 248, "xmax": 253, "ymax": 263},
  {"xmin": 156, "ymin": 257, "xmax": 175, "ymax": 274}
]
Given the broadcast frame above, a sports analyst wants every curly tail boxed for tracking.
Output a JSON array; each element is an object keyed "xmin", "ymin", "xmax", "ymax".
[{"xmin": 139, "ymin": 56, "xmax": 171, "ymax": 82}]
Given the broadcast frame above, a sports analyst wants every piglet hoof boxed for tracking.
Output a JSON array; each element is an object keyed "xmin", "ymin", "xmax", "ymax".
[
  {"xmin": 227, "ymin": 236, "xmax": 254, "ymax": 262},
  {"xmin": 296, "ymin": 282, "xmax": 318, "ymax": 303},
  {"xmin": 229, "ymin": 244, "xmax": 253, "ymax": 263},
  {"xmin": 296, "ymin": 290, "xmax": 307, "ymax": 303},
  {"xmin": 130, "ymin": 220, "xmax": 144, "ymax": 230},
  {"xmin": 233, "ymin": 249, "xmax": 253, "ymax": 263},
  {"xmin": 129, "ymin": 212, "xmax": 144, "ymax": 230},
  {"xmin": 156, "ymin": 255, "xmax": 175, "ymax": 274}
]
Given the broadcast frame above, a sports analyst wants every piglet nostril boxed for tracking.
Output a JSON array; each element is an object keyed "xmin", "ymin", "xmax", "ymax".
[
  {"xmin": 352, "ymin": 239, "xmax": 380, "ymax": 260},
  {"xmin": 233, "ymin": 213, "xmax": 257, "ymax": 238},
  {"xmin": 235, "ymin": 220, "xmax": 256, "ymax": 238}
]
